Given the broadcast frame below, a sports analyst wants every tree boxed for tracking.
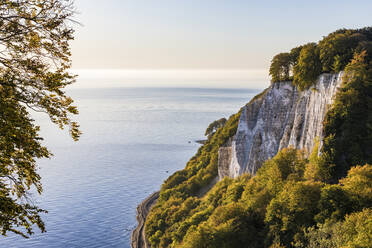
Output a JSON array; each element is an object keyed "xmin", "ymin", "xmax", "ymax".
[
  {"xmin": 265, "ymin": 181, "xmax": 322, "ymax": 245},
  {"xmin": 293, "ymin": 43, "xmax": 322, "ymax": 90},
  {"xmin": 321, "ymin": 51, "xmax": 372, "ymax": 180},
  {"xmin": 289, "ymin": 45, "xmax": 304, "ymax": 66},
  {"xmin": 318, "ymin": 29, "xmax": 366, "ymax": 72},
  {"xmin": 339, "ymin": 164, "xmax": 372, "ymax": 208},
  {"xmin": 314, "ymin": 185, "xmax": 353, "ymax": 224},
  {"xmin": 269, "ymin": 53, "xmax": 291, "ymax": 82},
  {"xmin": 205, "ymin": 118, "xmax": 227, "ymax": 138},
  {"xmin": 269, "ymin": 46, "xmax": 305, "ymax": 84},
  {"xmin": 305, "ymin": 209, "xmax": 372, "ymax": 248},
  {"xmin": 182, "ymin": 203, "xmax": 265, "ymax": 248},
  {"xmin": 0, "ymin": 0, "xmax": 79, "ymax": 237}
]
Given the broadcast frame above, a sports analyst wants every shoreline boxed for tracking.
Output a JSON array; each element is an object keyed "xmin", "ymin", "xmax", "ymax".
[{"xmin": 131, "ymin": 191, "xmax": 159, "ymax": 248}]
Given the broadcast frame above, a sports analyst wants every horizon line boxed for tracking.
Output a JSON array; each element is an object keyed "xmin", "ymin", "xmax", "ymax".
[{"xmin": 68, "ymin": 68, "xmax": 270, "ymax": 89}]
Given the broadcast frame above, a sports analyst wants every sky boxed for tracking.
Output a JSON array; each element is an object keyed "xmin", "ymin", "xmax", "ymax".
[{"xmin": 70, "ymin": 0, "xmax": 372, "ymax": 88}]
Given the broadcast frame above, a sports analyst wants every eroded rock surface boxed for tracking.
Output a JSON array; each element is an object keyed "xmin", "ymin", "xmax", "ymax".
[{"xmin": 219, "ymin": 73, "xmax": 343, "ymax": 178}]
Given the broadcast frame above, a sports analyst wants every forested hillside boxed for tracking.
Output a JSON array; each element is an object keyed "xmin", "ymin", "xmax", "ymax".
[{"xmin": 145, "ymin": 27, "xmax": 372, "ymax": 248}]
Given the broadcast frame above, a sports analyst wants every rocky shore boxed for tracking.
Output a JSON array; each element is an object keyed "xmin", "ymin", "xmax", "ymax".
[{"xmin": 131, "ymin": 191, "xmax": 159, "ymax": 248}]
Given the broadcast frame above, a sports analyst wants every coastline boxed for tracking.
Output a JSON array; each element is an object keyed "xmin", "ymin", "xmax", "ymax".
[{"xmin": 131, "ymin": 191, "xmax": 159, "ymax": 248}]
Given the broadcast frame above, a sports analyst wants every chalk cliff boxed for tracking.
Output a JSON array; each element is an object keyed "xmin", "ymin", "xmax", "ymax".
[{"xmin": 218, "ymin": 72, "xmax": 343, "ymax": 179}]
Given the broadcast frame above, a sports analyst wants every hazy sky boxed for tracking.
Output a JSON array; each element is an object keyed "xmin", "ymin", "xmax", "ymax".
[{"xmin": 70, "ymin": 0, "xmax": 372, "ymax": 88}]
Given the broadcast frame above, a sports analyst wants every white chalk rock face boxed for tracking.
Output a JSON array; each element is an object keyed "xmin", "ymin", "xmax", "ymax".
[{"xmin": 218, "ymin": 73, "xmax": 343, "ymax": 179}]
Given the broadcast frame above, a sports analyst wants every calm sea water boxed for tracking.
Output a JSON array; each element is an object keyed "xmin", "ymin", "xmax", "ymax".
[{"xmin": 0, "ymin": 87, "xmax": 259, "ymax": 248}]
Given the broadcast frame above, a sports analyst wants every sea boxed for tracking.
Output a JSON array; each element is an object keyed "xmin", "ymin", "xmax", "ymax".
[{"xmin": 0, "ymin": 87, "xmax": 260, "ymax": 248}]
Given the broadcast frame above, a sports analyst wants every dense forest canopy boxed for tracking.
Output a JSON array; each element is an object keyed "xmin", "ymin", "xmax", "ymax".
[
  {"xmin": 146, "ymin": 27, "xmax": 372, "ymax": 248},
  {"xmin": 269, "ymin": 27, "xmax": 372, "ymax": 90}
]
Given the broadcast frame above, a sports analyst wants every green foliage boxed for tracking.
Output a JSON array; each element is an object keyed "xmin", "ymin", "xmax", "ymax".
[
  {"xmin": 318, "ymin": 29, "xmax": 367, "ymax": 72},
  {"xmin": 289, "ymin": 45, "xmax": 304, "ymax": 66},
  {"xmin": 182, "ymin": 203, "xmax": 265, "ymax": 248},
  {"xmin": 339, "ymin": 164, "xmax": 372, "ymax": 208},
  {"xmin": 305, "ymin": 209, "xmax": 372, "ymax": 248},
  {"xmin": 337, "ymin": 208, "xmax": 372, "ymax": 248},
  {"xmin": 0, "ymin": 0, "xmax": 79, "ymax": 237},
  {"xmin": 293, "ymin": 43, "xmax": 322, "ymax": 90},
  {"xmin": 314, "ymin": 185, "xmax": 353, "ymax": 224},
  {"xmin": 265, "ymin": 181, "xmax": 322, "ymax": 246},
  {"xmin": 205, "ymin": 118, "xmax": 227, "ymax": 138},
  {"xmin": 269, "ymin": 53, "xmax": 292, "ymax": 82},
  {"xmin": 270, "ymin": 27, "xmax": 372, "ymax": 90},
  {"xmin": 304, "ymin": 139, "xmax": 323, "ymax": 181},
  {"xmin": 147, "ymin": 137, "xmax": 372, "ymax": 248},
  {"xmin": 238, "ymin": 148, "xmax": 307, "ymax": 220},
  {"xmin": 321, "ymin": 51, "xmax": 372, "ymax": 180},
  {"xmin": 304, "ymin": 139, "xmax": 335, "ymax": 182},
  {"xmin": 269, "ymin": 46, "xmax": 304, "ymax": 83},
  {"xmin": 145, "ymin": 112, "xmax": 241, "ymax": 247},
  {"xmin": 259, "ymin": 148, "xmax": 306, "ymax": 182},
  {"xmin": 147, "ymin": 27, "xmax": 372, "ymax": 248}
]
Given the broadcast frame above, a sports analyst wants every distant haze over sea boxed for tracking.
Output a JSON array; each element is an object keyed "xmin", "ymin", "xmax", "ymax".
[{"xmin": 70, "ymin": 69, "xmax": 269, "ymax": 89}]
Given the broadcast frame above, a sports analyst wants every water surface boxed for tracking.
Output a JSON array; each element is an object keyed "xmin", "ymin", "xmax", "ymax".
[{"xmin": 0, "ymin": 87, "xmax": 260, "ymax": 248}]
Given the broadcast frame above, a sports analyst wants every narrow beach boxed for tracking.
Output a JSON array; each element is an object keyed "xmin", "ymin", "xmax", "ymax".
[{"xmin": 131, "ymin": 192, "xmax": 159, "ymax": 248}]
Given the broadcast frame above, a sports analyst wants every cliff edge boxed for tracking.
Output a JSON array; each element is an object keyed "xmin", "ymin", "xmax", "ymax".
[{"xmin": 219, "ymin": 72, "xmax": 343, "ymax": 178}]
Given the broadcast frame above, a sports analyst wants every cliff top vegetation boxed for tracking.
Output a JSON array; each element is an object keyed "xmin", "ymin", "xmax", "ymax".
[
  {"xmin": 269, "ymin": 27, "xmax": 372, "ymax": 90},
  {"xmin": 145, "ymin": 27, "xmax": 372, "ymax": 248}
]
